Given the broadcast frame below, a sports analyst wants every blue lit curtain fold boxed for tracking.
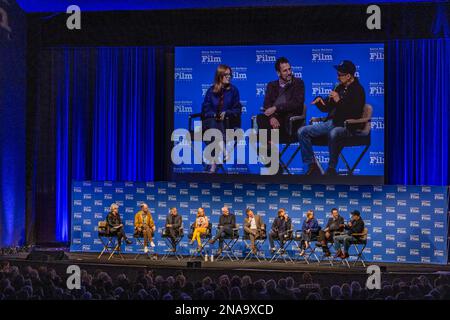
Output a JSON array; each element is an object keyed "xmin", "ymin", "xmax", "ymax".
[
  {"xmin": 387, "ymin": 38, "xmax": 450, "ymax": 185},
  {"xmin": 54, "ymin": 47, "xmax": 156, "ymax": 242}
]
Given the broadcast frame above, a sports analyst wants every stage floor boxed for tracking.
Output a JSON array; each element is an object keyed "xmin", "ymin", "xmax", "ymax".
[{"xmin": 3, "ymin": 251, "xmax": 450, "ymax": 278}]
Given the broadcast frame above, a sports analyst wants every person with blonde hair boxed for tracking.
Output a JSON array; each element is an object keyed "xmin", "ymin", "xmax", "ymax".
[
  {"xmin": 189, "ymin": 208, "xmax": 209, "ymax": 252},
  {"xmin": 201, "ymin": 64, "xmax": 242, "ymax": 173}
]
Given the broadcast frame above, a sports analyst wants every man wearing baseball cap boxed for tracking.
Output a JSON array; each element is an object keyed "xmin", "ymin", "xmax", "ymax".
[
  {"xmin": 297, "ymin": 60, "xmax": 366, "ymax": 176},
  {"xmin": 333, "ymin": 210, "xmax": 365, "ymax": 259}
]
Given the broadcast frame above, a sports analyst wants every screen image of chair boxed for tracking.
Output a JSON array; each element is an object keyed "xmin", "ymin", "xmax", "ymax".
[
  {"xmin": 310, "ymin": 104, "xmax": 373, "ymax": 175},
  {"xmin": 161, "ymin": 225, "xmax": 184, "ymax": 261},
  {"xmin": 242, "ymin": 223, "xmax": 267, "ymax": 262},
  {"xmin": 188, "ymin": 222, "xmax": 212, "ymax": 260},
  {"xmin": 97, "ymin": 221, "xmax": 124, "ymax": 261},
  {"xmin": 215, "ymin": 224, "xmax": 241, "ymax": 262},
  {"xmin": 188, "ymin": 112, "xmax": 242, "ymax": 173},
  {"xmin": 251, "ymin": 104, "xmax": 306, "ymax": 174}
]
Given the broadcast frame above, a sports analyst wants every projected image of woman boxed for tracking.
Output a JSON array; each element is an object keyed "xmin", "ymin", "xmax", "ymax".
[{"xmin": 201, "ymin": 64, "xmax": 242, "ymax": 173}]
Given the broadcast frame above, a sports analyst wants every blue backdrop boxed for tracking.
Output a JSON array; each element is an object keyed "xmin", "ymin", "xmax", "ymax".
[
  {"xmin": 71, "ymin": 181, "xmax": 449, "ymax": 265},
  {"xmin": 174, "ymin": 43, "xmax": 385, "ymax": 176}
]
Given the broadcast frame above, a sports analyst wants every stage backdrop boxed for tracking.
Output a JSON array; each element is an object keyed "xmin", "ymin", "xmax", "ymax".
[
  {"xmin": 71, "ymin": 181, "xmax": 449, "ymax": 264},
  {"xmin": 174, "ymin": 43, "xmax": 384, "ymax": 176}
]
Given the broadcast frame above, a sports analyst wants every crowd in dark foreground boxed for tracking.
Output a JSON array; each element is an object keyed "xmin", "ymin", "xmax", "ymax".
[{"xmin": 1, "ymin": 261, "xmax": 450, "ymax": 300}]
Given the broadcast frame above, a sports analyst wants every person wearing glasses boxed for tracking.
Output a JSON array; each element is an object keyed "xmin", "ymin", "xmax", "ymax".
[
  {"xmin": 201, "ymin": 64, "xmax": 242, "ymax": 173},
  {"xmin": 256, "ymin": 57, "xmax": 305, "ymax": 170},
  {"xmin": 297, "ymin": 60, "xmax": 366, "ymax": 176}
]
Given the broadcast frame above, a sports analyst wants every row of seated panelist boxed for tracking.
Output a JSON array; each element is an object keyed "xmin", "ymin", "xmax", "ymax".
[{"xmin": 96, "ymin": 203, "xmax": 368, "ymax": 267}]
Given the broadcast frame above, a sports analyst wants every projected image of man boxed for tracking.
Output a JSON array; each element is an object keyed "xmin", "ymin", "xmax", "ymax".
[
  {"xmin": 256, "ymin": 57, "xmax": 305, "ymax": 169},
  {"xmin": 297, "ymin": 60, "xmax": 365, "ymax": 176}
]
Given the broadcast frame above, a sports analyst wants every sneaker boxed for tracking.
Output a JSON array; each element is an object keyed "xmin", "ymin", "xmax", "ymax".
[
  {"xmin": 306, "ymin": 163, "xmax": 321, "ymax": 176},
  {"xmin": 150, "ymin": 241, "xmax": 155, "ymax": 247},
  {"xmin": 169, "ymin": 248, "xmax": 176, "ymax": 252},
  {"xmin": 144, "ymin": 246, "xmax": 149, "ymax": 253}
]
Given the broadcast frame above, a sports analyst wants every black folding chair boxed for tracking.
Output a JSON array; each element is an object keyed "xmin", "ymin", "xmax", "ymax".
[
  {"xmin": 315, "ymin": 230, "xmax": 346, "ymax": 266},
  {"xmin": 188, "ymin": 223, "xmax": 212, "ymax": 260},
  {"xmin": 242, "ymin": 224, "xmax": 267, "ymax": 262},
  {"xmin": 251, "ymin": 104, "xmax": 306, "ymax": 174},
  {"xmin": 293, "ymin": 230, "xmax": 320, "ymax": 264},
  {"xmin": 310, "ymin": 104, "xmax": 373, "ymax": 175},
  {"xmin": 97, "ymin": 221, "xmax": 124, "ymax": 260},
  {"xmin": 269, "ymin": 229, "xmax": 294, "ymax": 263},
  {"xmin": 341, "ymin": 228, "xmax": 369, "ymax": 268},
  {"xmin": 161, "ymin": 226, "xmax": 184, "ymax": 261},
  {"xmin": 133, "ymin": 229, "xmax": 157, "ymax": 260},
  {"xmin": 216, "ymin": 225, "xmax": 241, "ymax": 261},
  {"xmin": 188, "ymin": 112, "xmax": 242, "ymax": 173}
]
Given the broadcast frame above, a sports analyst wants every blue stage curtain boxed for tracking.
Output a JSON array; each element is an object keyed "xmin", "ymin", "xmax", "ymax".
[
  {"xmin": 54, "ymin": 47, "xmax": 156, "ymax": 242},
  {"xmin": 387, "ymin": 38, "xmax": 450, "ymax": 185}
]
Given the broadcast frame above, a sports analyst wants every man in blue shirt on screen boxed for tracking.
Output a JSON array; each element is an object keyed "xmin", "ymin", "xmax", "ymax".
[{"xmin": 297, "ymin": 60, "xmax": 365, "ymax": 176}]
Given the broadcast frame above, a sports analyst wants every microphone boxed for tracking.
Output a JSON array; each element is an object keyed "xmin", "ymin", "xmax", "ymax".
[{"xmin": 324, "ymin": 83, "xmax": 341, "ymax": 103}]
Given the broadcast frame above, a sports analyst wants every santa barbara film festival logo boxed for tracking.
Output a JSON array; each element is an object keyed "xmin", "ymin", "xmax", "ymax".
[{"xmin": 171, "ymin": 123, "xmax": 280, "ymax": 175}]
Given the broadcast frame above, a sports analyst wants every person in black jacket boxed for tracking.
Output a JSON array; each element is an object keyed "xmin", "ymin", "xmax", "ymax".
[
  {"xmin": 333, "ymin": 210, "xmax": 365, "ymax": 259},
  {"xmin": 106, "ymin": 203, "xmax": 132, "ymax": 248},
  {"xmin": 268, "ymin": 208, "xmax": 292, "ymax": 253},
  {"xmin": 297, "ymin": 60, "xmax": 365, "ymax": 176},
  {"xmin": 165, "ymin": 207, "xmax": 183, "ymax": 252},
  {"xmin": 209, "ymin": 206, "xmax": 236, "ymax": 255},
  {"xmin": 256, "ymin": 57, "xmax": 305, "ymax": 168},
  {"xmin": 317, "ymin": 208, "xmax": 345, "ymax": 256}
]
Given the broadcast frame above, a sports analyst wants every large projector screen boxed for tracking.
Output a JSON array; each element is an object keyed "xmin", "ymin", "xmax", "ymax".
[{"xmin": 172, "ymin": 43, "xmax": 384, "ymax": 183}]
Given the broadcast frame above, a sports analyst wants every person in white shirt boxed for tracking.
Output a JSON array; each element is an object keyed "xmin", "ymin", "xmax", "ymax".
[{"xmin": 244, "ymin": 208, "xmax": 264, "ymax": 254}]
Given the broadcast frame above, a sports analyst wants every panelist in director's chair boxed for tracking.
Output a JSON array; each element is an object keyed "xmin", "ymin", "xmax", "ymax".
[
  {"xmin": 294, "ymin": 210, "xmax": 321, "ymax": 264},
  {"xmin": 161, "ymin": 207, "xmax": 184, "ymax": 260},
  {"xmin": 208, "ymin": 206, "xmax": 239, "ymax": 260},
  {"xmin": 97, "ymin": 203, "xmax": 132, "ymax": 260},
  {"xmin": 188, "ymin": 207, "xmax": 212, "ymax": 259},
  {"xmin": 133, "ymin": 203, "xmax": 156, "ymax": 259},
  {"xmin": 297, "ymin": 60, "xmax": 366, "ymax": 176},
  {"xmin": 243, "ymin": 208, "xmax": 266, "ymax": 262},
  {"xmin": 188, "ymin": 64, "xmax": 242, "ymax": 173},
  {"xmin": 313, "ymin": 208, "xmax": 346, "ymax": 266},
  {"xmin": 268, "ymin": 208, "xmax": 294, "ymax": 263},
  {"xmin": 253, "ymin": 56, "xmax": 305, "ymax": 175}
]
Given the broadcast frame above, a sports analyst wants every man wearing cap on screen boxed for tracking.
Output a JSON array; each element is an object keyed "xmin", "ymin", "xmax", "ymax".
[
  {"xmin": 333, "ymin": 210, "xmax": 365, "ymax": 259},
  {"xmin": 297, "ymin": 60, "xmax": 365, "ymax": 176}
]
